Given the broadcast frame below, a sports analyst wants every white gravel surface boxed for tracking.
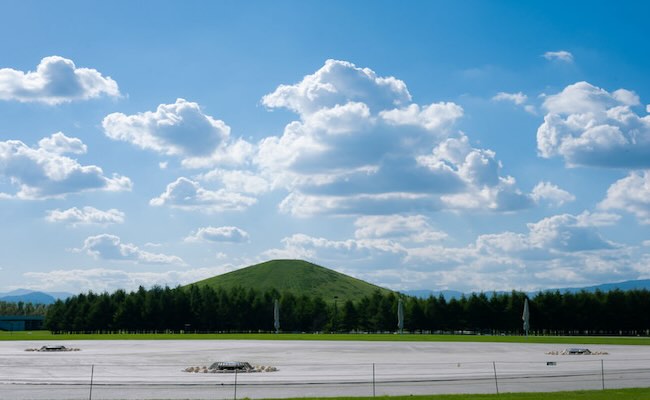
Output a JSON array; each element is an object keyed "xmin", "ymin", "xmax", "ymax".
[{"xmin": 1, "ymin": 339, "xmax": 649, "ymax": 399}]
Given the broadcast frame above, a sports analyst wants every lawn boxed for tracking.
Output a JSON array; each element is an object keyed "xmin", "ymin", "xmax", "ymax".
[
  {"xmin": 260, "ymin": 388, "xmax": 650, "ymax": 400},
  {"xmin": 2, "ymin": 331, "xmax": 650, "ymax": 345}
]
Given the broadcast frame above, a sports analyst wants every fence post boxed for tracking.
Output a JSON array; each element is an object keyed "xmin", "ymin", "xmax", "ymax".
[
  {"xmin": 601, "ymin": 359, "xmax": 605, "ymax": 390},
  {"xmin": 89, "ymin": 364, "xmax": 94, "ymax": 400},
  {"xmin": 372, "ymin": 363, "xmax": 376, "ymax": 397},
  {"xmin": 492, "ymin": 361, "xmax": 499, "ymax": 394}
]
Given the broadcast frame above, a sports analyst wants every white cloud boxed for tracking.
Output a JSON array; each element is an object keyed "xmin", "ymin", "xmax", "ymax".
[
  {"xmin": 537, "ymin": 81, "xmax": 650, "ymax": 168},
  {"xmin": 531, "ymin": 181, "xmax": 575, "ymax": 207},
  {"xmin": 573, "ymin": 211, "xmax": 621, "ymax": 227},
  {"xmin": 0, "ymin": 136, "xmax": 132, "ymax": 199},
  {"xmin": 185, "ymin": 226, "xmax": 249, "ymax": 243},
  {"xmin": 525, "ymin": 212, "xmax": 618, "ymax": 252},
  {"xmin": 263, "ymin": 233, "xmax": 406, "ymax": 265},
  {"xmin": 279, "ymin": 191, "xmax": 440, "ymax": 217},
  {"xmin": 150, "ymin": 177, "xmax": 256, "ymax": 212},
  {"xmin": 261, "ymin": 59, "xmax": 411, "ymax": 116},
  {"xmin": 421, "ymin": 135, "xmax": 533, "ymax": 211},
  {"xmin": 38, "ymin": 132, "xmax": 87, "ymax": 155},
  {"xmin": 543, "ymin": 81, "xmax": 622, "ymax": 114},
  {"xmin": 46, "ymin": 206, "xmax": 125, "ymax": 226},
  {"xmin": 492, "ymin": 92, "xmax": 536, "ymax": 114},
  {"xmin": 257, "ymin": 60, "xmax": 533, "ymax": 216},
  {"xmin": 263, "ymin": 210, "xmax": 635, "ymax": 292},
  {"xmin": 199, "ymin": 169, "xmax": 271, "ymax": 195},
  {"xmin": 79, "ymin": 234, "xmax": 185, "ymax": 265},
  {"xmin": 379, "ymin": 102, "xmax": 463, "ymax": 131},
  {"xmin": 492, "ymin": 92, "xmax": 527, "ymax": 105},
  {"xmin": 543, "ymin": 50, "xmax": 574, "ymax": 63},
  {"xmin": 102, "ymin": 98, "xmax": 253, "ymax": 168},
  {"xmin": 0, "ymin": 56, "xmax": 119, "ymax": 104},
  {"xmin": 599, "ymin": 171, "xmax": 650, "ymax": 224},
  {"xmin": 354, "ymin": 214, "xmax": 447, "ymax": 242},
  {"xmin": 21, "ymin": 266, "xmax": 235, "ymax": 293}
]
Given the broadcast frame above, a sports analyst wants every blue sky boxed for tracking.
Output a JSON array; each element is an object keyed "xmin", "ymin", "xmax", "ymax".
[{"xmin": 1, "ymin": 1, "xmax": 650, "ymax": 294}]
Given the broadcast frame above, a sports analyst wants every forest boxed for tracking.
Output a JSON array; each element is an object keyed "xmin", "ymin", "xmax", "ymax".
[
  {"xmin": 42, "ymin": 285, "xmax": 650, "ymax": 336},
  {"xmin": 0, "ymin": 301, "xmax": 48, "ymax": 316}
]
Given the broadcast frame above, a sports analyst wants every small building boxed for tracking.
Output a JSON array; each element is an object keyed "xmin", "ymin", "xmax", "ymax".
[{"xmin": 0, "ymin": 315, "xmax": 45, "ymax": 331}]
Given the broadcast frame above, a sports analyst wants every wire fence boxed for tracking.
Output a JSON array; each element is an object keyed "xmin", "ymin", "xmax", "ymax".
[{"xmin": 2, "ymin": 357, "xmax": 650, "ymax": 400}]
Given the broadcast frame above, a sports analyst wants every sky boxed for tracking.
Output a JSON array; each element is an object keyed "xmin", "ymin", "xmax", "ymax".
[{"xmin": 1, "ymin": 1, "xmax": 650, "ymax": 295}]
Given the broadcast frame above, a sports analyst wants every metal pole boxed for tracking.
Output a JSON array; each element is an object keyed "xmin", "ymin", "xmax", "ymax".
[
  {"xmin": 89, "ymin": 364, "xmax": 94, "ymax": 400},
  {"xmin": 372, "ymin": 363, "xmax": 376, "ymax": 397},
  {"xmin": 492, "ymin": 361, "xmax": 499, "ymax": 394},
  {"xmin": 601, "ymin": 359, "xmax": 605, "ymax": 390},
  {"xmin": 234, "ymin": 368, "xmax": 237, "ymax": 400}
]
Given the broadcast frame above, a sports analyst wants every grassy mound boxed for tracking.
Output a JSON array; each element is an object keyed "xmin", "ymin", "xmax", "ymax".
[{"xmin": 188, "ymin": 259, "xmax": 393, "ymax": 303}]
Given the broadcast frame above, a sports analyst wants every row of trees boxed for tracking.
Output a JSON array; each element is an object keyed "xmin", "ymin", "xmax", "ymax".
[
  {"xmin": 0, "ymin": 301, "xmax": 49, "ymax": 316},
  {"xmin": 44, "ymin": 285, "xmax": 650, "ymax": 335}
]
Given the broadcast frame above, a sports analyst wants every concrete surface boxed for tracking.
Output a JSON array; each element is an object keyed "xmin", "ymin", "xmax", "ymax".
[{"xmin": 1, "ymin": 339, "xmax": 649, "ymax": 399}]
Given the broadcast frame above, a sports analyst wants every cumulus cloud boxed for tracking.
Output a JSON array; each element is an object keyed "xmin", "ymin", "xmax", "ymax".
[
  {"xmin": 22, "ymin": 266, "xmax": 235, "ymax": 293},
  {"xmin": 103, "ymin": 98, "xmax": 253, "ymax": 168},
  {"xmin": 263, "ymin": 211, "xmax": 634, "ymax": 292},
  {"xmin": 279, "ymin": 191, "xmax": 441, "ymax": 217},
  {"xmin": 421, "ymin": 134, "xmax": 533, "ymax": 211},
  {"xmin": 531, "ymin": 181, "xmax": 575, "ymax": 207},
  {"xmin": 185, "ymin": 226, "xmax": 249, "ymax": 243},
  {"xmin": 492, "ymin": 92, "xmax": 527, "ymax": 105},
  {"xmin": 600, "ymin": 171, "xmax": 650, "ymax": 224},
  {"xmin": 265, "ymin": 214, "xmax": 445, "ymax": 271},
  {"xmin": 258, "ymin": 60, "xmax": 532, "ymax": 216},
  {"xmin": 261, "ymin": 59, "xmax": 411, "ymax": 115},
  {"xmin": 38, "ymin": 132, "xmax": 87, "ymax": 155},
  {"xmin": 543, "ymin": 50, "xmax": 574, "ymax": 63},
  {"xmin": 0, "ymin": 135, "xmax": 132, "ymax": 199},
  {"xmin": 150, "ymin": 177, "xmax": 256, "ymax": 212},
  {"xmin": 46, "ymin": 206, "xmax": 125, "ymax": 226},
  {"xmin": 492, "ymin": 91, "xmax": 536, "ymax": 114},
  {"xmin": 198, "ymin": 169, "xmax": 271, "ymax": 195},
  {"xmin": 263, "ymin": 233, "xmax": 406, "ymax": 264},
  {"xmin": 525, "ymin": 212, "xmax": 618, "ymax": 252},
  {"xmin": 379, "ymin": 102, "xmax": 464, "ymax": 131},
  {"xmin": 79, "ymin": 234, "xmax": 184, "ymax": 265},
  {"xmin": 537, "ymin": 81, "xmax": 650, "ymax": 168},
  {"xmin": 354, "ymin": 214, "xmax": 447, "ymax": 242},
  {"xmin": 0, "ymin": 56, "xmax": 119, "ymax": 104},
  {"xmin": 470, "ymin": 212, "xmax": 620, "ymax": 265}
]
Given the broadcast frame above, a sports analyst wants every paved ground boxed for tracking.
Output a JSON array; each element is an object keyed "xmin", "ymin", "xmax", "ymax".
[{"xmin": 1, "ymin": 339, "xmax": 649, "ymax": 399}]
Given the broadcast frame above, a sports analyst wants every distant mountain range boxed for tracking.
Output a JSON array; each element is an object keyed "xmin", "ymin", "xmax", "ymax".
[
  {"xmin": 0, "ymin": 289, "xmax": 73, "ymax": 304},
  {"xmin": 403, "ymin": 279, "xmax": 650, "ymax": 300}
]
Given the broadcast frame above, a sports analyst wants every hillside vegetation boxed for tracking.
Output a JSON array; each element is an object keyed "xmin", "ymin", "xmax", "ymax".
[{"xmin": 189, "ymin": 259, "xmax": 393, "ymax": 304}]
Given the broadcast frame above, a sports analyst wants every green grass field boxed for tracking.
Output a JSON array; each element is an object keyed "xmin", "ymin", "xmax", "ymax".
[
  {"xmin": 260, "ymin": 388, "xmax": 650, "ymax": 400},
  {"xmin": 2, "ymin": 331, "xmax": 650, "ymax": 345}
]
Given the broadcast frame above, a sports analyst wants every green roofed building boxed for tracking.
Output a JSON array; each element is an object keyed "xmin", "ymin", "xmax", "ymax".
[{"xmin": 0, "ymin": 315, "xmax": 44, "ymax": 331}]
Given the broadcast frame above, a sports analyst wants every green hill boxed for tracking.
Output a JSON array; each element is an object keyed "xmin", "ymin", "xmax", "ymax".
[{"xmin": 189, "ymin": 259, "xmax": 393, "ymax": 303}]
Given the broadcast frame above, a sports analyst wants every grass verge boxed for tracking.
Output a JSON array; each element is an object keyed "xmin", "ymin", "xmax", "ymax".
[
  {"xmin": 260, "ymin": 387, "xmax": 650, "ymax": 400},
  {"xmin": 2, "ymin": 331, "xmax": 650, "ymax": 345}
]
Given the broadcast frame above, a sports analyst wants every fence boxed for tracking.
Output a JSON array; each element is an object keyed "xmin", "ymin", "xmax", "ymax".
[{"xmin": 2, "ymin": 358, "xmax": 650, "ymax": 400}]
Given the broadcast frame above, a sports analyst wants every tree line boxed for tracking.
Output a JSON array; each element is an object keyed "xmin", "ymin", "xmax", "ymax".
[
  {"xmin": 43, "ymin": 285, "xmax": 650, "ymax": 335},
  {"xmin": 0, "ymin": 301, "xmax": 48, "ymax": 316}
]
